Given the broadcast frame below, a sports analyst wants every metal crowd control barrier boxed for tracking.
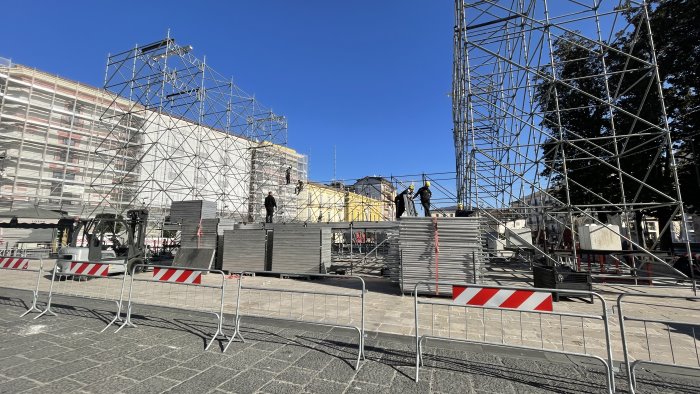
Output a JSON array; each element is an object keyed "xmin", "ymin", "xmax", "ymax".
[
  {"xmin": 35, "ymin": 259, "xmax": 129, "ymax": 332},
  {"xmin": 0, "ymin": 257, "xmax": 44, "ymax": 317},
  {"xmin": 617, "ymin": 293, "xmax": 700, "ymax": 394},
  {"xmin": 117, "ymin": 264, "xmax": 228, "ymax": 351},
  {"xmin": 226, "ymin": 271, "xmax": 366, "ymax": 370},
  {"xmin": 414, "ymin": 281, "xmax": 615, "ymax": 393}
]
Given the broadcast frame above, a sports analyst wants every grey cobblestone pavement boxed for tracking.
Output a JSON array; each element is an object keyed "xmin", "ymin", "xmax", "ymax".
[{"xmin": 0, "ymin": 287, "xmax": 698, "ymax": 393}]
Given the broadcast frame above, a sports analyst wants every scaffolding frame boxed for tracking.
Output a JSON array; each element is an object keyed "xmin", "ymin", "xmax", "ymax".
[
  {"xmin": 453, "ymin": 0, "xmax": 694, "ymax": 288},
  {"xmin": 89, "ymin": 32, "xmax": 306, "ymax": 226}
]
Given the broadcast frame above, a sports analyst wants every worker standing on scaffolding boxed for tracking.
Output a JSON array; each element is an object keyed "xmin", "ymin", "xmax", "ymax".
[
  {"xmin": 285, "ymin": 166, "xmax": 292, "ymax": 184},
  {"xmin": 394, "ymin": 184, "xmax": 414, "ymax": 219},
  {"xmin": 413, "ymin": 181, "xmax": 432, "ymax": 217},
  {"xmin": 264, "ymin": 191, "xmax": 276, "ymax": 223}
]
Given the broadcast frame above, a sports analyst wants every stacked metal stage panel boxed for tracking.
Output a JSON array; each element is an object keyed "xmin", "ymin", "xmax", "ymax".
[
  {"xmin": 399, "ymin": 217, "xmax": 482, "ymax": 295},
  {"xmin": 271, "ymin": 227, "xmax": 322, "ymax": 274},
  {"xmin": 169, "ymin": 200, "xmax": 217, "ymax": 224},
  {"xmin": 180, "ymin": 218, "xmax": 219, "ymax": 249},
  {"xmin": 221, "ymin": 229, "xmax": 267, "ymax": 273}
]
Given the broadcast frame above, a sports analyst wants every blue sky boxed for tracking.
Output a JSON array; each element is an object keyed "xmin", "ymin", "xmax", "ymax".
[{"xmin": 1, "ymin": 1, "xmax": 455, "ymax": 185}]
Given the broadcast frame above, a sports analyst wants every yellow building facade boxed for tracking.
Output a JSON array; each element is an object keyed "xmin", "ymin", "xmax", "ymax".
[{"xmin": 297, "ymin": 182, "xmax": 385, "ymax": 223}]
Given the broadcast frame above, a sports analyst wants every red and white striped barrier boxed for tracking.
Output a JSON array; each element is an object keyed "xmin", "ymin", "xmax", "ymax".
[
  {"xmin": 0, "ymin": 257, "xmax": 29, "ymax": 270},
  {"xmin": 66, "ymin": 262, "xmax": 109, "ymax": 276},
  {"xmin": 153, "ymin": 267, "xmax": 202, "ymax": 284},
  {"xmin": 452, "ymin": 285, "xmax": 553, "ymax": 312}
]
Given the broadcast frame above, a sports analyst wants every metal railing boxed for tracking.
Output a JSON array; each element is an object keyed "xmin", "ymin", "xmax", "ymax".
[
  {"xmin": 227, "ymin": 271, "xmax": 366, "ymax": 369},
  {"xmin": 35, "ymin": 259, "xmax": 128, "ymax": 332},
  {"xmin": 617, "ymin": 293, "xmax": 700, "ymax": 394},
  {"xmin": 0, "ymin": 256, "xmax": 44, "ymax": 317},
  {"xmin": 413, "ymin": 281, "xmax": 615, "ymax": 393},
  {"xmin": 116, "ymin": 264, "xmax": 228, "ymax": 351}
]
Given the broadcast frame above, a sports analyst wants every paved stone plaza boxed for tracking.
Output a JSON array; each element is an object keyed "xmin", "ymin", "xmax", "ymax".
[
  {"xmin": 1, "ymin": 286, "xmax": 699, "ymax": 393},
  {"xmin": 1, "ymin": 261, "xmax": 698, "ymax": 364}
]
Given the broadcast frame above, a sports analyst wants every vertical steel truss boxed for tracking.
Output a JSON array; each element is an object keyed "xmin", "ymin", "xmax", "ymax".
[
  {"xmin": 90, "ymin": 32, "xmax": 305, "ymax": 225},
  {"xmin": 453, "ymin": 1, "xmax": 694, "ymax": 274}
]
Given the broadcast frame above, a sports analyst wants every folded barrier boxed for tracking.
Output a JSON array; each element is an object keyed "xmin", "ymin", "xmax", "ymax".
[
  {"xmin": 226, "ymin": 271, "xmax": 366, "ymax": 370},
  {"xmin": 116, "ymin": 264, "xmax": 228, "ymax": 351},
  {"xmin": 0, "ymin": 257, "xmax": 44, "ymax": 317},
  {"xmin": 35, "ymin": 259, "xmax": 129, "ymax": 332},
  {"xmin": 414, "ymin": 281, "xmax": 615, "ymax": 393},
  {"xmin": 617, "ymin": 293, "xmax": 700, "ymax": 394}
]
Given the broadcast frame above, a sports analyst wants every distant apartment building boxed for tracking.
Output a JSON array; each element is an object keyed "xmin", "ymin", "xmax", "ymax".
[
  {"xmin": 352, "ymin": 176, "xmax": 396, "ymax": 220},
  {"xmin": 0, "ymin": 60, "xmax": 307, "ymax": 223},
  {"xmin": 297, "ymin": 182, "xmax": 384, "ymax": 223}
]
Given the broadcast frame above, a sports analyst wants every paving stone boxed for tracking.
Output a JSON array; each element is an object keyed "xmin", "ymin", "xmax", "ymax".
[
  {"xmin": 1, "ymin": 357, "xmax": 57, "ymax": 378},
  {"xmin": 253, "ymin": 357, "xmax": 292, "ymax": 373},
  {"xmin": 294, "ymin": 349, "xmax": 333, "ymax": 370},
  {"xmin": 275, "ymin": 366, "xmax": 319, "ymax": 385},
  {"xmin": 252, "ymin": 339, "xmax": 288, "ymax": 352},
  {"xmin": 122, "ymin": 357, "xmax": 177, "ymax": 381},
  {"xmin": 26, "ymin": 358, "xmax": 95, "ymax": 383},
  {"xmin": 47, "ymin": 346, "xmax": 103, "ymax": 363},
  {"xmin": 470, "ymin": 373, "xmax": 517, "ymax": 394},
  {"xmin": 0, "ymin": 377, "xmax": 39, "ymax": 393},
  {"xmin": 346, "ymin": 380, "xmax": 390, "ymax": 393},
  {"xmin": 319, "ymin": 357, "xmax": 358, "ymax": 383},
  {"xmin": 128, "ymin": 344, "xmax": 177, "ymax": 362},
  {"xmin": 432, "ymin": 370, "xmax": 473, "ymax": 393},
  {"xmin": 19, "ymin": 344, "xmax": 72, "ymax": 360},
  {"xmin": 304, "ymin": 378, "xmax": 348, "ymax": 394},
  {"xmin": 158, "ymin": 366, "xmax": 201, "ymax": 382},
  {"xmin": 80, "ymin": 375, "xmax": 138, "ymax": 394},
  {"xmin": 185, "ymin": 352, "xmax": 230, "ymax": 370},
  {"xmin": 259, "ymin": 379, "xmax": 303, "ymax": 394},
  {"xmin": 355, "ymin": 360, "xmax": 397, "ymax": 386},
  {"xmin": 386, "ymin": 376, "xmax": 431, "ymax": 394},
  {"xmin": 163, "ymin": 347, "xmax": 203, "ymax": 362},
  {"xmin": 218, "ymin": 368, "xmax": 277, "ymax": 394},
  {"xmin": 126, "ymin": 375, "xmax": 179, "ymax": 393},
  {"xmin": 168, "ymin": 366, "xmax": 236, "ymax": 394},
  {"xmin": 269, "ymin": 344, "xmax": 310, "ymax": 362},
  {"xmin": 21, "ymin": 378, "xmax": 85, "ymax": 394},
  {"xmin": 0, "ymin": 355, "xmax": 31, "ymax": 371},
  {"xmin": 219, "ymin": 348, "xmax": 272, "ymax": 370},
  {"xmin": 70, "ymin": 357, "xmax": 136, "ymax": 384}
]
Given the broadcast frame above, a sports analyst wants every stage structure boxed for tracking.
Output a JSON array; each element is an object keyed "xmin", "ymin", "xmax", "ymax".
[
  {"xmin": 90, "ymin": 32, "xmax": 306, "ymax": 225},
  {"xmin": 453, "ymin": 1, "xmax": 694, "ymax": 279}
]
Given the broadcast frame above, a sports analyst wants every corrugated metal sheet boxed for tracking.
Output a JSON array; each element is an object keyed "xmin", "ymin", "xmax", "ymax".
[
  {"xmin": 399, "ymin": 217, "xmax": 482, "ymax": 295},
  {"xmin": 221, "ymin": 229, "xmax": 267, "ymax": 273},
  {"xmin": 271, "ymin": 227, "xmax": 321, "ymax": 274},
  {"xmin": 169, "ymin": 200, "xmax": 217, "ymax": 224}
]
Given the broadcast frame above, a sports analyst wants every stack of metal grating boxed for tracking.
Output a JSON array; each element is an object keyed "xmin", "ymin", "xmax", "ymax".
[
  {"xmin": 221, "ymin": 229, "xmax": 267, "ymax": 273},
  {"xmin": 271, "ymin": 225, "xmax": 322, "ymax": 274},
  {"xmin": 181, "ymin": 219, "xmax": 219, "ymax": 249},
  {"xmin": 169, "ymin": 200, "xmax": 217, "ymax": 224},
  {"xmin": 399, "ymin": 217, "xmax": 482, "ymax": 295}
]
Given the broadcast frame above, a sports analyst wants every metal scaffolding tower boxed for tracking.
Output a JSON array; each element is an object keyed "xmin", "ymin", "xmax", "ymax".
[
  {"xmin": 453, "ymin": 1, "xmax": 694, "ymax": 279},
  {"xmin": 90, "ymin": 32, "xmax": 306, "ymax": 225}
]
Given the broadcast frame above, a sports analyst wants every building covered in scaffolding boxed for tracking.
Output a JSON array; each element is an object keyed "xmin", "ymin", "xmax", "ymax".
[{"xmin": 0, "ymin": 43, "xmax": 308, "ymax": 225}]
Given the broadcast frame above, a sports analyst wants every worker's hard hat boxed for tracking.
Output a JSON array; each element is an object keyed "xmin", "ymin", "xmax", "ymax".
[
  {"xmin": 457, "ymin": 203, "xmax": 463, "ymax": 209},
  {"xmin": 425, "ymin": 181, "xmax": 431, "ymax": 187},
  {"xmin": 409, "ymin": 184, "xmax": 414, "ymax": 189}
]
